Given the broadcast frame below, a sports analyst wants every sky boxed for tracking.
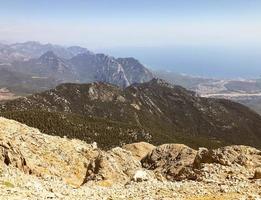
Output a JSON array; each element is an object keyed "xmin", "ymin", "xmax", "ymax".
[
  {"xmin": 1, "ymin": 0, "xmax": 261, "ymax": 77},
  {"xmin": 1, "ymin": 0, "xmax": 261, "ymax": 48}
]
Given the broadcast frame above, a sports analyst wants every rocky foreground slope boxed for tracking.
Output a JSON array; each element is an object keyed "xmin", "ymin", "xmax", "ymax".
[{"xmin": 0, "ymin": 117, "xmax": 261, "ymax": 199}]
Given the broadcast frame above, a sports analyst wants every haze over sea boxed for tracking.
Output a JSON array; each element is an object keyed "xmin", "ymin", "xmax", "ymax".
[{"xmin": 102, "ymin": 45, "xmax": 261, "ymax": 79}]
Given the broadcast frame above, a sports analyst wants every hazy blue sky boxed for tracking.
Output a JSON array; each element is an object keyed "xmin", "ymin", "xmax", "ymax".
[
  {"xmin": 1, "ymin": 0, "xmax": 261, "ymax": 77},
  {"xmin": 1, "ymin": 0, "xmax": 261, "ymax": 48}
]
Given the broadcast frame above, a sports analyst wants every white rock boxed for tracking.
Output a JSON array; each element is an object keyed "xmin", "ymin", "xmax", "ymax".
[
  {"xmin": 132, "ymin": 170, "xmax": 149, "ymax": 182},
  {"xmin": 92, "ymin": 142, "xmax": 98, "ymax": 149}
]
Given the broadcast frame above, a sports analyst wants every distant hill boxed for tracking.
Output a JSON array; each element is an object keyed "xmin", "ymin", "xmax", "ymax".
[{"xmin": 1, "ymin": 79, "xmax": 261, "ymax": 149}]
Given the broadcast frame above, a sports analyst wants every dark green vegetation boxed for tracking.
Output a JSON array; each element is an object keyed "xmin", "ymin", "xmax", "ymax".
[
  {"xmin": 1, "ymin": 110, "xmax": 224, "ymax": 150},
  {"xmin": 1, "ymin": 79, "xmax": 261, "ymax": 149},
  {"xmin": 1, "ymin": 110, "xmax": 150, "ymax": 150}
]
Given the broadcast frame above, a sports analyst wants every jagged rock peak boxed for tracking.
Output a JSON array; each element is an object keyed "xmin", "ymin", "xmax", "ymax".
[{"xmin": 148, "ymin": 78, "xmax": 174, "ymax": 87}]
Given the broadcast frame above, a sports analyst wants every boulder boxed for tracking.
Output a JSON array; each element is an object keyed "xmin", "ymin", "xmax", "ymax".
[
  {"xmin": 86, "ymin": 147, "xmax": 142, "ymax": 184},
  {"xmin": 142, "ymin": 144, "xmax": 197, "ymax": 181},
  {"xmin": 122, "ymin": 142, "xmax": 155, "ymax": 161},
  {"xmin": 194, "ymin": 145, "xmax": 261, "ymax": 168}
]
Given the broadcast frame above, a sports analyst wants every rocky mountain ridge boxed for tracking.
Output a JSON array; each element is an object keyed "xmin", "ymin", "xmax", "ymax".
[
  {"xmin": 0, "ymin": 117, "xmax": 260, "ymax": 199},
  {"xmin": 0, "ymin": 41, "xmax": 92, "ymax": 62},
  {"xmin": 1, "ymin": 79, "xmax": 261, "ymax": 149}
]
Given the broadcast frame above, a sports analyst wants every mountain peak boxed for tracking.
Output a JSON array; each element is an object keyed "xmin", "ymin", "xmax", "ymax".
[
  {"xmin": 40, "ymin": 51, "xmax": 58, "ymax": 59},
  {"xmin": 35, "ymin": 51, "xmax": 76, "ymax": 81},
  {"xmin": 39, "ymin": 51, "xmax": 62, "ymax": 65},
  {"xmin": 117, "ymin": 57, "xmax": 136, "ymax": 61}
]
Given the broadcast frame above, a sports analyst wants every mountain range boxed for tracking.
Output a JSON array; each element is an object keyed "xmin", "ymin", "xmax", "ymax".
[
  {"xmin": 1, "ymin": 78, "xmax": 261, "ymax": 149},
  {"xmin": 0, "ymin": 41, "xmax": 153, "ymax": 95}
]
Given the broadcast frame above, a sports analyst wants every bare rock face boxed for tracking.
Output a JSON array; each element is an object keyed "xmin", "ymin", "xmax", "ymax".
[
  {"xmin": 86, "ymin": 147, "xmax": 143, "ymax": 184},
  {"xmin": 122, "ymin": 142, "xmax": 155, "ymax": 161},
  {"xmin": 141, "ymin": 144, "xmax": 197, "ymax": 181},
  {"xmin": 0, "ymin": 141, "xmax": 29, "ymax": 173},
  {"xmin": 194, "ymin": 145, "xmax": 261, "ymax": 168},
  {"xmin": 0, "ymin": 117, "xmax": 99, "ymax": 187},
  {"xmin": 142, "ymin": 144, "xmax": 261, "ymax": 182},
  {"xmin": 182, "ymin": 145, "xmax": 261, "ymax": 183}
]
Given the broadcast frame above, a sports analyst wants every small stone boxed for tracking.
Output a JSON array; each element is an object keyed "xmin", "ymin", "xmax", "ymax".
[
  {"xmin": 253, "ymin": 168, "xmax": 261, "ymax": 179},
  {"xmin": 220, "ymin": 185, "xmax": 228, "ymax": 193}
]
